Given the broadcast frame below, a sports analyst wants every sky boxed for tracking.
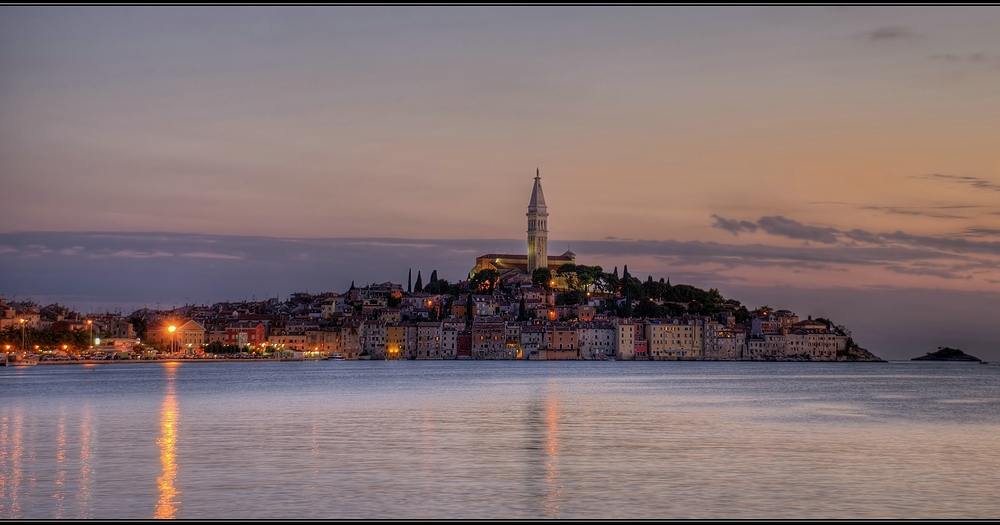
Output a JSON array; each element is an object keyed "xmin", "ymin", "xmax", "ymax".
[{"xmin": 1, "ymin": 7, "xmax": 999, "ymax": 359}]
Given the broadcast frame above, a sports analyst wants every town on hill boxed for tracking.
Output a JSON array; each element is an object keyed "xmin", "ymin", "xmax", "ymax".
[
  {"xmin": 2, "ymin": 171, "xmax": 883, "ymax": 363},
  {"xmin": 0, "ymin": 268, "xmax": 882, "ymax": 363}
]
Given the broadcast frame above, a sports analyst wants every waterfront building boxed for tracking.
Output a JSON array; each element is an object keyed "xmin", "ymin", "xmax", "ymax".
[
  {"xmin": 385, "ymin": 324, "xmax": 408, "ymax": 359},
  {"xmin": 416, "ymin": 321, "xmax": 442, "ymax": 359},
  {"xmin": 520, "ymin": 324, "xmax": 546, "ymax": 360},
  {"xmin": 546, "ymin": 323, "xmax": 579, "ymax": 360},
  {"xmin": 223, "ymin": 321, "xmax": 266, "ymax": 348},
  {"xmin": 272, "ymin": 332, "xmax": 308, "ymax": 351},
  {"xmin": 441, "ymin": 320, "xmax": 463, "ymax": 359},
  {"xmin": 786, "ymin": 328, "xmax": 845, "ymax": 359},
  {"xmin": 704, "ymin": 320, "xmax": 745, "ymax": 360},
  {"xmin": 362, "ymin": 320, "xmax": 387, "ymax": 359},
  {"xmin": 472, "ymin": 321, "xmax": 509, "ymax": 359},
  {"xmin": 305, "ymin": 328, "xmax": 343, "ymax": 355},
  {"xmin": 645, "ymin": 318, "xmax": 704, "ymax": 360},
  {"xmin": 615, "ymin": 320, "xmax": 636, "ymax": 360},
  {"xmin": 340, "ymin": 318, "xmax": 363, "ymax": 359},
  {"xmin": 147, "ymin": 319, "xmax": 207, "ymax": 353},
  {"xmin": 578, "ymin": 322, "xmax": 616, "ymax": 359}
]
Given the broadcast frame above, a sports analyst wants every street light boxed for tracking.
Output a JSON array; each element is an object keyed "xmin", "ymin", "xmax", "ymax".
[
  {"xmin": 87, "ymin": 320, "xmax": 93, "ymax": 349},
  {"xmin": 19, "ymin": 319, "xmax": 26, "ymax": 351},
  {"xmin": 168, "ymin": 325, "xmax": 177, "ymax": 355}
]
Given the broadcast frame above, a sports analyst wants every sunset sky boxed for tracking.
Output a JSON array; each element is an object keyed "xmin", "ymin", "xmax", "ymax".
[{"xmin": 2, "ymin": 6, "xmax": 999, "ymax": 358}]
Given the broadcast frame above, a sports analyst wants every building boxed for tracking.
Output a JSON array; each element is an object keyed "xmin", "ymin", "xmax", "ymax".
[
  {"xmin": 616, "ymin": 320, "xmax": 637, "ymax": 360},
  {"xmin": 704, "ymin": 320, "xmax": 745, "ymax": 360},
  {"xmin": 147, "ymin": 319, "xmax": 206, "ymax": 353},
  {"xmin": 471, "ymin": 170, "xmax": 576, "ymax": 279},
  {"xmin": 416, "ymin": 321, "xmax": 442, "ymax": 359},
  {"xmin": 385, "ymin": 324, "xmax": 408, "ymax": 359},
  {"xmin": 546, "ymin": 323, "xmax": 579, "ymax": 360},
  {"xmin": 645, "ymin": 318, "xmax": 704, "ymax": 360},
  {"xmin": 362, "ymin": 320, "xmax": 387, "ymax": 359},
  {"xmin": 578, "ymin": 322, "xmax": 616, "ymax": 359},
  {"xmin": 472, "ymin": 321, "xmax": 509, "ymax": 359}
]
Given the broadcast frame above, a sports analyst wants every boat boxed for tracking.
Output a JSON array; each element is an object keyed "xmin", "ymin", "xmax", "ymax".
[
  {"xmin": 4, "ymin": 353, "xmax": 39, "ymax": 366},
  {"xmin": 329, "ymin": 353, "xmax": 346, "ymax": 361}
]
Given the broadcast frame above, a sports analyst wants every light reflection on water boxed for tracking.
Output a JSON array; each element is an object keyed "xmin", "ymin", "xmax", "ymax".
[
  {"xmin": 1, "ymin": 361, "xmax": 999, "ymax": 519},
  {"xmin": 155, "ymin": 364, "xmax": 179, "ymax": 519}
]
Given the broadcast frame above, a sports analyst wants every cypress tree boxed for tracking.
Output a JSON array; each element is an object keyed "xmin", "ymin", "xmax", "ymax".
[
  {"xmin": 519, "ymin": 297, "xmax": 527, "ymax": 321},
  {"xmin": 465, "ymin": 293, "xmax": 474, "ymax": 324},
  {"xmin": 430, "ymin": 270, "xmax": 438, "ymax": 283},
  {"xmin": 407, "ymin": 268, "xmax": 412, "ymax": 293},
  {"xmin": 612, "ymin": 266, "xmax": 618, "ymax": 279},
  {"xmin": 414, "ymin": 271, "xmax": 423, "ymax": 292}
]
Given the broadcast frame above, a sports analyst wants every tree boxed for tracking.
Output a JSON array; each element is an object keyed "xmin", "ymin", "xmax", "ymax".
[
  {"xmin": 407, "ymin": 268, "xmax": 412, "ymax": 293},
  {"xmin": 429, "ymin": 270, "xmax": 438, "ymax": 283},
  {"xmin": 599, "ymin": 270, "xmax": 620, "ymax": 296},
  {"xmin": 556, "ymin": 264, "xmax": 581, "ymax": 292},
  {"xmin": 734, "ymin": 306, "xmax": 751, "ymax": 324},
  {"xmin": 532, "ymin": 267, "xmax": 553, "ymax": 289},
  {"xmin": 575, "ymin": 265, "xmax": 601, "ymax": 294},
  {"xmin": 518, "ymin": 297, "xmax": 527, "ymax": 321},
  {"xmin": 129, "ymin": 315, "xmax": 148, "ymax": 341},
  {"xmin": 414, "ymin": 271, "xmax": 423, "ymax": 293},
  {"xmin": 470, "ymin": 269, "xmax": 499, "ymax": 292},
  {"xmin": 556, "ymin": 290, "xmax": 583, "ymax": 306},
  {"xmin": 424, "ymin": 278, "xmax": 450, "ymax": 294},
  {"xmin": 465, "ymin": 293, "xmax": 474, "ymax": 324}
]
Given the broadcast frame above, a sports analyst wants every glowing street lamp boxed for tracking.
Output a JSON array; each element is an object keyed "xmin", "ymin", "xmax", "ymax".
[
  {"xmin": 19, "ymin": 319, "xmax": 26, "ymax": 351},
  {"xmin": 168, "ymin": 325, "xmax": 177, "ymax": 354},
  {"xmin": 87, "ymin": 320, "xmax": 93, "ymax": 349}
]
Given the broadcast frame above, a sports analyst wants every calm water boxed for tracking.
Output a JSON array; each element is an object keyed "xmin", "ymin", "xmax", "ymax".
[{"xmin": 1, "ymin": 360, "xmax": 999, "ymax": 519}]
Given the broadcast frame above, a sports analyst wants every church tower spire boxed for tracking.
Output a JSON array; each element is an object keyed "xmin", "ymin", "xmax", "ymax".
[{"xmin": 527, "ymin": 168, "xmax": 549, "ymax": 274}]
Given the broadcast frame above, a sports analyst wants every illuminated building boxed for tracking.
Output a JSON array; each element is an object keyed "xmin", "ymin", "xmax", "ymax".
[{"xmin": 471, "ymin": 169, "xmax": 576, "ymax": 280}]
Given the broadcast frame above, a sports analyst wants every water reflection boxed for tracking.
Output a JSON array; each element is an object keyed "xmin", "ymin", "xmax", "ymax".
[
  {"xmin": 7, "ymin": 411, "xmax": 23, "ymax": 517},
  {"xmin": 155, "ymin": 364, "xmax": 180, "ymax": 519},
  {"xmin": 78, "ymin": 407, "xmax": 91, "ymax": 518},
  {"xmin": 54, "ymin": 409, "xmax": 66, "ymax": 518},
  {"xmin": 0, "ymin": 413, "xmax": 11, "ymax": 515},
  {"xmin": 543, "ymin": 388, "xmax": 561, "ymax": 518},
  {"xmin": 2, "ymin": 362, "xmax": 1000, "ymax": 519}
]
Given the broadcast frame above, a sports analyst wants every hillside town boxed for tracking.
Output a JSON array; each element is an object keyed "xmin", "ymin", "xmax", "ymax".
[
  {"xmin": 1, "ymin": 171, "xmax": 882, "ymax": 363},
  {"xmin": 0, "ymin": 274, "xmax": 879, "ymax": 363}
]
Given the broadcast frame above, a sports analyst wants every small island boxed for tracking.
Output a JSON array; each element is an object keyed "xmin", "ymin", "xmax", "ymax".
[{"xmin": 912, "ymin": 347, "xmax": 982, "ymax": 362}]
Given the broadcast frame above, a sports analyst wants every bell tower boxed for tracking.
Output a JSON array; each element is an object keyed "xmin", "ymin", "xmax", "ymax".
[{"xmin": 527, "ymin": 168, "xmax": 548, "ymax": 274}]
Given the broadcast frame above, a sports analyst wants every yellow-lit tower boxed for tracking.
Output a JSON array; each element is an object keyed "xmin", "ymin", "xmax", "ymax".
[{"xmin": 526, "ymin": 168, "xmax": 548, "ymax": 274}]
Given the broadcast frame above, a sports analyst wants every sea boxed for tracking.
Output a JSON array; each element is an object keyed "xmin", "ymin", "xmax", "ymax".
[{"xmin": 1, "ymin": 360, "xmax": 998, "ymax": 519}]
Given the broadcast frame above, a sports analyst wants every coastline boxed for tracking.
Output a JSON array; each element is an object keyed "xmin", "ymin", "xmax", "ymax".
[
  {"xmin": 7, "ymin": 357, "xmax": 896, "ymax": 366},
  {"xmin": 19, "ymin": 357, "xmax": 316, "ymax": 366}
]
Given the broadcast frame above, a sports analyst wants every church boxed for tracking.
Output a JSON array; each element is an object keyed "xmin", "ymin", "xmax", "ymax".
[{"xmin": 470, "ymin": 169, "xmax": 576, "ymax": 282}]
